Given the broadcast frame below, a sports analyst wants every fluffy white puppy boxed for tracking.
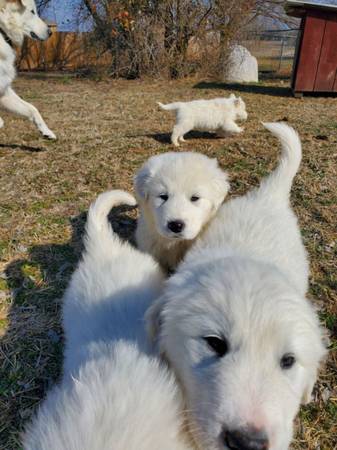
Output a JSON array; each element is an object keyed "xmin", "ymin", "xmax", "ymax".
[
  {"xmin": 23, "ymin": 190, "xmax": 194, "ymax": 450},
  {"xmin": 148, "ymin": 124, "xmax": 327, "ymax": 450},
  {"xmin": 0, "ymin": 0, "xmax": 56, "ymax": 139},
  {"xmin": 134, "ymin": 151, "xmax": 230, "ymax": 271},
  {"xmin": 158, "ymin": 94, "xmax": 247, "ymax": 146}
]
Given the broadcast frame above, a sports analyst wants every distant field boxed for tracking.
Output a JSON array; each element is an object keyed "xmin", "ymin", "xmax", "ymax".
[
  {"xmin": 245, "ymin": 39, "xmax": 296, "ymax": 75},
  {"xmin": 0, "ymin": 76, "xmax": 336, "ymax": 449}
]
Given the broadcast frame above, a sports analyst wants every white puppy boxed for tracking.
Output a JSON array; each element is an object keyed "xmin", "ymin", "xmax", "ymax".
[
  {"xmin": 148, "ymin": 124, "xmax": 327, "ymax": 450},
  {"xmin": 0, "ymin": 0, "xmax": 56, "ymax": 139},
  {"xmin": 158, "ymin": 94, "xmax": 247, "ymax": 146},
  {"xmin": 134, "ymin": 151, "xmax": 230, "ymax": 271},
  {"xmin": 23, "ymin": 191, "xmax": 194, "ymax": 450}
]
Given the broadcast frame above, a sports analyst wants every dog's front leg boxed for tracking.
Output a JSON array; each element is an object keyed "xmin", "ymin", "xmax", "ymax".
[
  {"xmin": 221, "ymin": 120, "xmax": 243, "ymax": 135},
  {"xmin": 0, "ymin": 117, "xmax": 4, "ymax": 129},
  {"xmin": 0, "ymin": 88, "xmax": 56, "ymax": 140}
]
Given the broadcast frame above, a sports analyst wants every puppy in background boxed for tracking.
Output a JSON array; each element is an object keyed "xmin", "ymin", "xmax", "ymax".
[
  {"xmin": 134, "ymin": 152, "xmax": 229, "ymax": 271},
  {"xmin": 158, "ymin": 94, "xmax": 247, "ymax": 146}
]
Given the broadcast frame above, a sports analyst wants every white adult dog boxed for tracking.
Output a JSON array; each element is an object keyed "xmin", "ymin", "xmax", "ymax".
[
  {"xmin": 23, "ymin": 191, "xmax": 194, "ymax": 450},
  {"xmin": 0, "ymin": 0, "xmax": 56, "ymax": 139},
  {"xmin": 148, "ymin": 123, "xmax": 327, "ymax": 450},
  {"xmin": 134, "ymin": 151, "xmax": 230, "ymax": 271},
  {"xmin": 158, "ymin": 95, "xmax": 247, "ymax": 146}
]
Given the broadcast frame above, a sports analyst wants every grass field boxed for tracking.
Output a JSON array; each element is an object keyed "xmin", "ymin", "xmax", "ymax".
[{"xmin": 0, "ymin": 75, "xmax": 336, "ymax": 449}]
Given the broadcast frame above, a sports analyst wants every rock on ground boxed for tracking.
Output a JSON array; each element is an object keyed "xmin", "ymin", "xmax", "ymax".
[{"xmin": 224, "ymin": 45, "xmax": 258, "ymax": 83}]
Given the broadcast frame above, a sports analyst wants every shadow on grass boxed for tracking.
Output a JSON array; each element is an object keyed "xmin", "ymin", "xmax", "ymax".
[
  {"xmin": 0, "ymin": 143, "xmax": 46, "ymax": 153},
  {"xmin": 194, "ymin": 81, "xmax": 292, "ymax": 98},
  {"xmin": 148, "ymin": 130, "xmax": 223, "ymax": 145},
  {"xmin": 146, "ymin": 132, "xmax": 171, "ymax": 144},
  {"xmin": 0, "ymin": 204, "xmax": 137, "ymax": 449}
]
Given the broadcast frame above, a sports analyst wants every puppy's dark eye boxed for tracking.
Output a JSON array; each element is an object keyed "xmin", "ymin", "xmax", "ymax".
[
  {"xmin": 280, "ymin": 353, "xmax": 296, "ymax": 370},
  {"xmin": 190, "ymin": 196, "xmax": 200, "ymax": 202},
  {"xmin": 159, "ymin": 194, "xmax": 168, "ymax": 202},
  {"xmin": 203, "ymin": 335, "xmax": 228, "ymax": 357},
  {"xmin": 31, "ymin": 9, "xmax": 36, "ymax": 14}
]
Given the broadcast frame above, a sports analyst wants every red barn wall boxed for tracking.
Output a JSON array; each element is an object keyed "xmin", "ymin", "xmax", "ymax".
[{"xmin": 293, "ymin": 9, "xmax": 337, "ymax": 93}]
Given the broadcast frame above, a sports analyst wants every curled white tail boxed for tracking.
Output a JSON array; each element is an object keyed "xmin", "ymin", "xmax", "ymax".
[
  {"xmin": 157, "ymin": 101, "xmax": 181, "ymax": 111},
  {"xmin": 85, "ymin": 190, "xmax": 137, "ymax": 255},
  {"xmin": 261, "ymin": 122, "xmax": 302, "ymax": 198}
]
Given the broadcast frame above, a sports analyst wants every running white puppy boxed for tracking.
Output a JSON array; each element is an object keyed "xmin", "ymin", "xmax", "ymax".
[
  {"xmin": 135, "ymin": 152, "xmax": 230, "ymax": 271},
  {"xmin": 158, "ymin": 94, "xmax": 247, "ymax": 146},
  {"xmin": 23, "ymin": 191, "xmax": 194, "ymax": 450},
  {"xmin": 0, "ymin": 0, "xmax": 56, "ymax": 139},
  {"xmin": 148, "ymin": 123, "xmax": 327, "ymax": 450}
]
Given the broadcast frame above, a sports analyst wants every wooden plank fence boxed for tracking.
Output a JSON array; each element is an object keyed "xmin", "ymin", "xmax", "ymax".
[{"xmin": 18, "ymin": 29, "xmax": 110, "ymax": 71}]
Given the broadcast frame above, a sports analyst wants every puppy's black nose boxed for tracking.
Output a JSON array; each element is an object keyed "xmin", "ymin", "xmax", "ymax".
[
  {"xmin": 224, "ymin": 428, "xmax": 269, "ymax": 450},
  {"xmin": 167, "ymin": 220, "xmax": 185, "ymax": 234}
]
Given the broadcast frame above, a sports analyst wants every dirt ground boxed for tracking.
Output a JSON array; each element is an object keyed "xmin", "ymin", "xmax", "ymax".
[{"xmin": 0, "ymin": 75, "xmax": 336, "ymax": 449}]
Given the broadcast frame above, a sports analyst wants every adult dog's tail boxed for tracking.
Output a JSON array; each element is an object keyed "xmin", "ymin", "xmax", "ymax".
[
  {"xmin": 260, "ymin": 122, "xmax": 302, "ymax": 198},
  {"xmin": 157, "ymin": 101, "xmax": 181, "ymax": 111},
  {"xmin": 84, "ymin": 190, "xmax": 137, "ymax": 257}
]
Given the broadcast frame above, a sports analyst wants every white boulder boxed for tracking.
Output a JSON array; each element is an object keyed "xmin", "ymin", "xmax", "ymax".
[{"xmin": 224, "ymin": 45, "xmax": 258, "ymax": 83}]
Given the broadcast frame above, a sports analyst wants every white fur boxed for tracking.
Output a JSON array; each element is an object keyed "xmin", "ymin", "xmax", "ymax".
[
  {"xmin": 158, "ymin": 94, "xmax": 248, "ymax": 146},
  {"xmin": 23, "ymin": 190, "xmax": 194, "ymax": 450},
  {"xmin": 134, "ymin": 152, "xmax": 230, "ymax": 271},
  {"xmin": 148, "ymin": 123, "xmax": 327, "ymax": 450},
  {"xmin": 0, "ymin": 0, "xmax": 56, "ymax": 139}
]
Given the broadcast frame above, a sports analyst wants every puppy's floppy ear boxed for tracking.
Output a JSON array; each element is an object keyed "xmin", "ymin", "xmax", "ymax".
[
  {"xmin": 209, "ymin": 160, "xmax": 230, "ymax": 210},
  {"xmin": 234, "ymin": 98, "xmax": 241, "ymax": 108},
  {"xmin": 301, "ymin": 322, "xmax": 328, "ymax": 405},
  {"xmin": 145, "ymin": 295, "xmax": 167, "ymax": 343},
  {"xmin": 301, "ymin": 372, "xmax": 317, "ymax": 405},
  {"xmin": 134, "ymin": 164, "xmax": 152, "ymax": 202},
  {"xmin": 229, "ymin": 93, "xmax": 236, "ymax": 99}
]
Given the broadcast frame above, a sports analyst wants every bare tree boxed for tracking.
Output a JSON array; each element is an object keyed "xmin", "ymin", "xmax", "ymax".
[
  {"xmin": 74, "ymin": 1, "xmax": 138, "ymax": 76},
  {"xmin": 30, "ymin": 0, "xmax": 293, "ymax": 78},
  {"xmin": 158, "ymin": 1, "xmax": 212, "ymax": 77}
]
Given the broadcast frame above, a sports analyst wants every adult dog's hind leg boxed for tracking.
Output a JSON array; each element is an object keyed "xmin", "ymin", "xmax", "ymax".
[{"xmin": 0, "ymin": 88, "xmax": 56, "ymax": 140}]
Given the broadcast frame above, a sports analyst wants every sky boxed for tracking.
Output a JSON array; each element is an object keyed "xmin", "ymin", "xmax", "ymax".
[{"xmin": 41, "ymin": 0, "xmax": 90, "ymax": 31}]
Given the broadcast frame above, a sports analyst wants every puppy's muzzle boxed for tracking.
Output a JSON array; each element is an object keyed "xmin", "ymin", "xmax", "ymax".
[{"xmin": 223, "ymin": 427, "xmax": 269, "ymax": 450}]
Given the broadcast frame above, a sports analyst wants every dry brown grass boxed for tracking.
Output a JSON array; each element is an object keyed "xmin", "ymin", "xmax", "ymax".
[{"xmin": 0, "ymin": 75, "xmax": 336, "ymax": 450}]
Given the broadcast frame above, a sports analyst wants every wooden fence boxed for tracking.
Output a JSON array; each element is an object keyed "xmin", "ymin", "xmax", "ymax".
[{"xmin": 18, "ymin": 30, "xmax": 110, "ymax": 71}]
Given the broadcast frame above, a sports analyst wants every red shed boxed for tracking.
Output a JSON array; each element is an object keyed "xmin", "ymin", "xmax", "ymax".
[{"xmin": 286, "ymin": 0, "xmax": 337, "ymax": 95}]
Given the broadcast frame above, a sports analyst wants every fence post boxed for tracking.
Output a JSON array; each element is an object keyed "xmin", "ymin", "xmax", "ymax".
[{"xmin": 278, "ymin": 38, "xmax": 285, "ymax": 73}]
